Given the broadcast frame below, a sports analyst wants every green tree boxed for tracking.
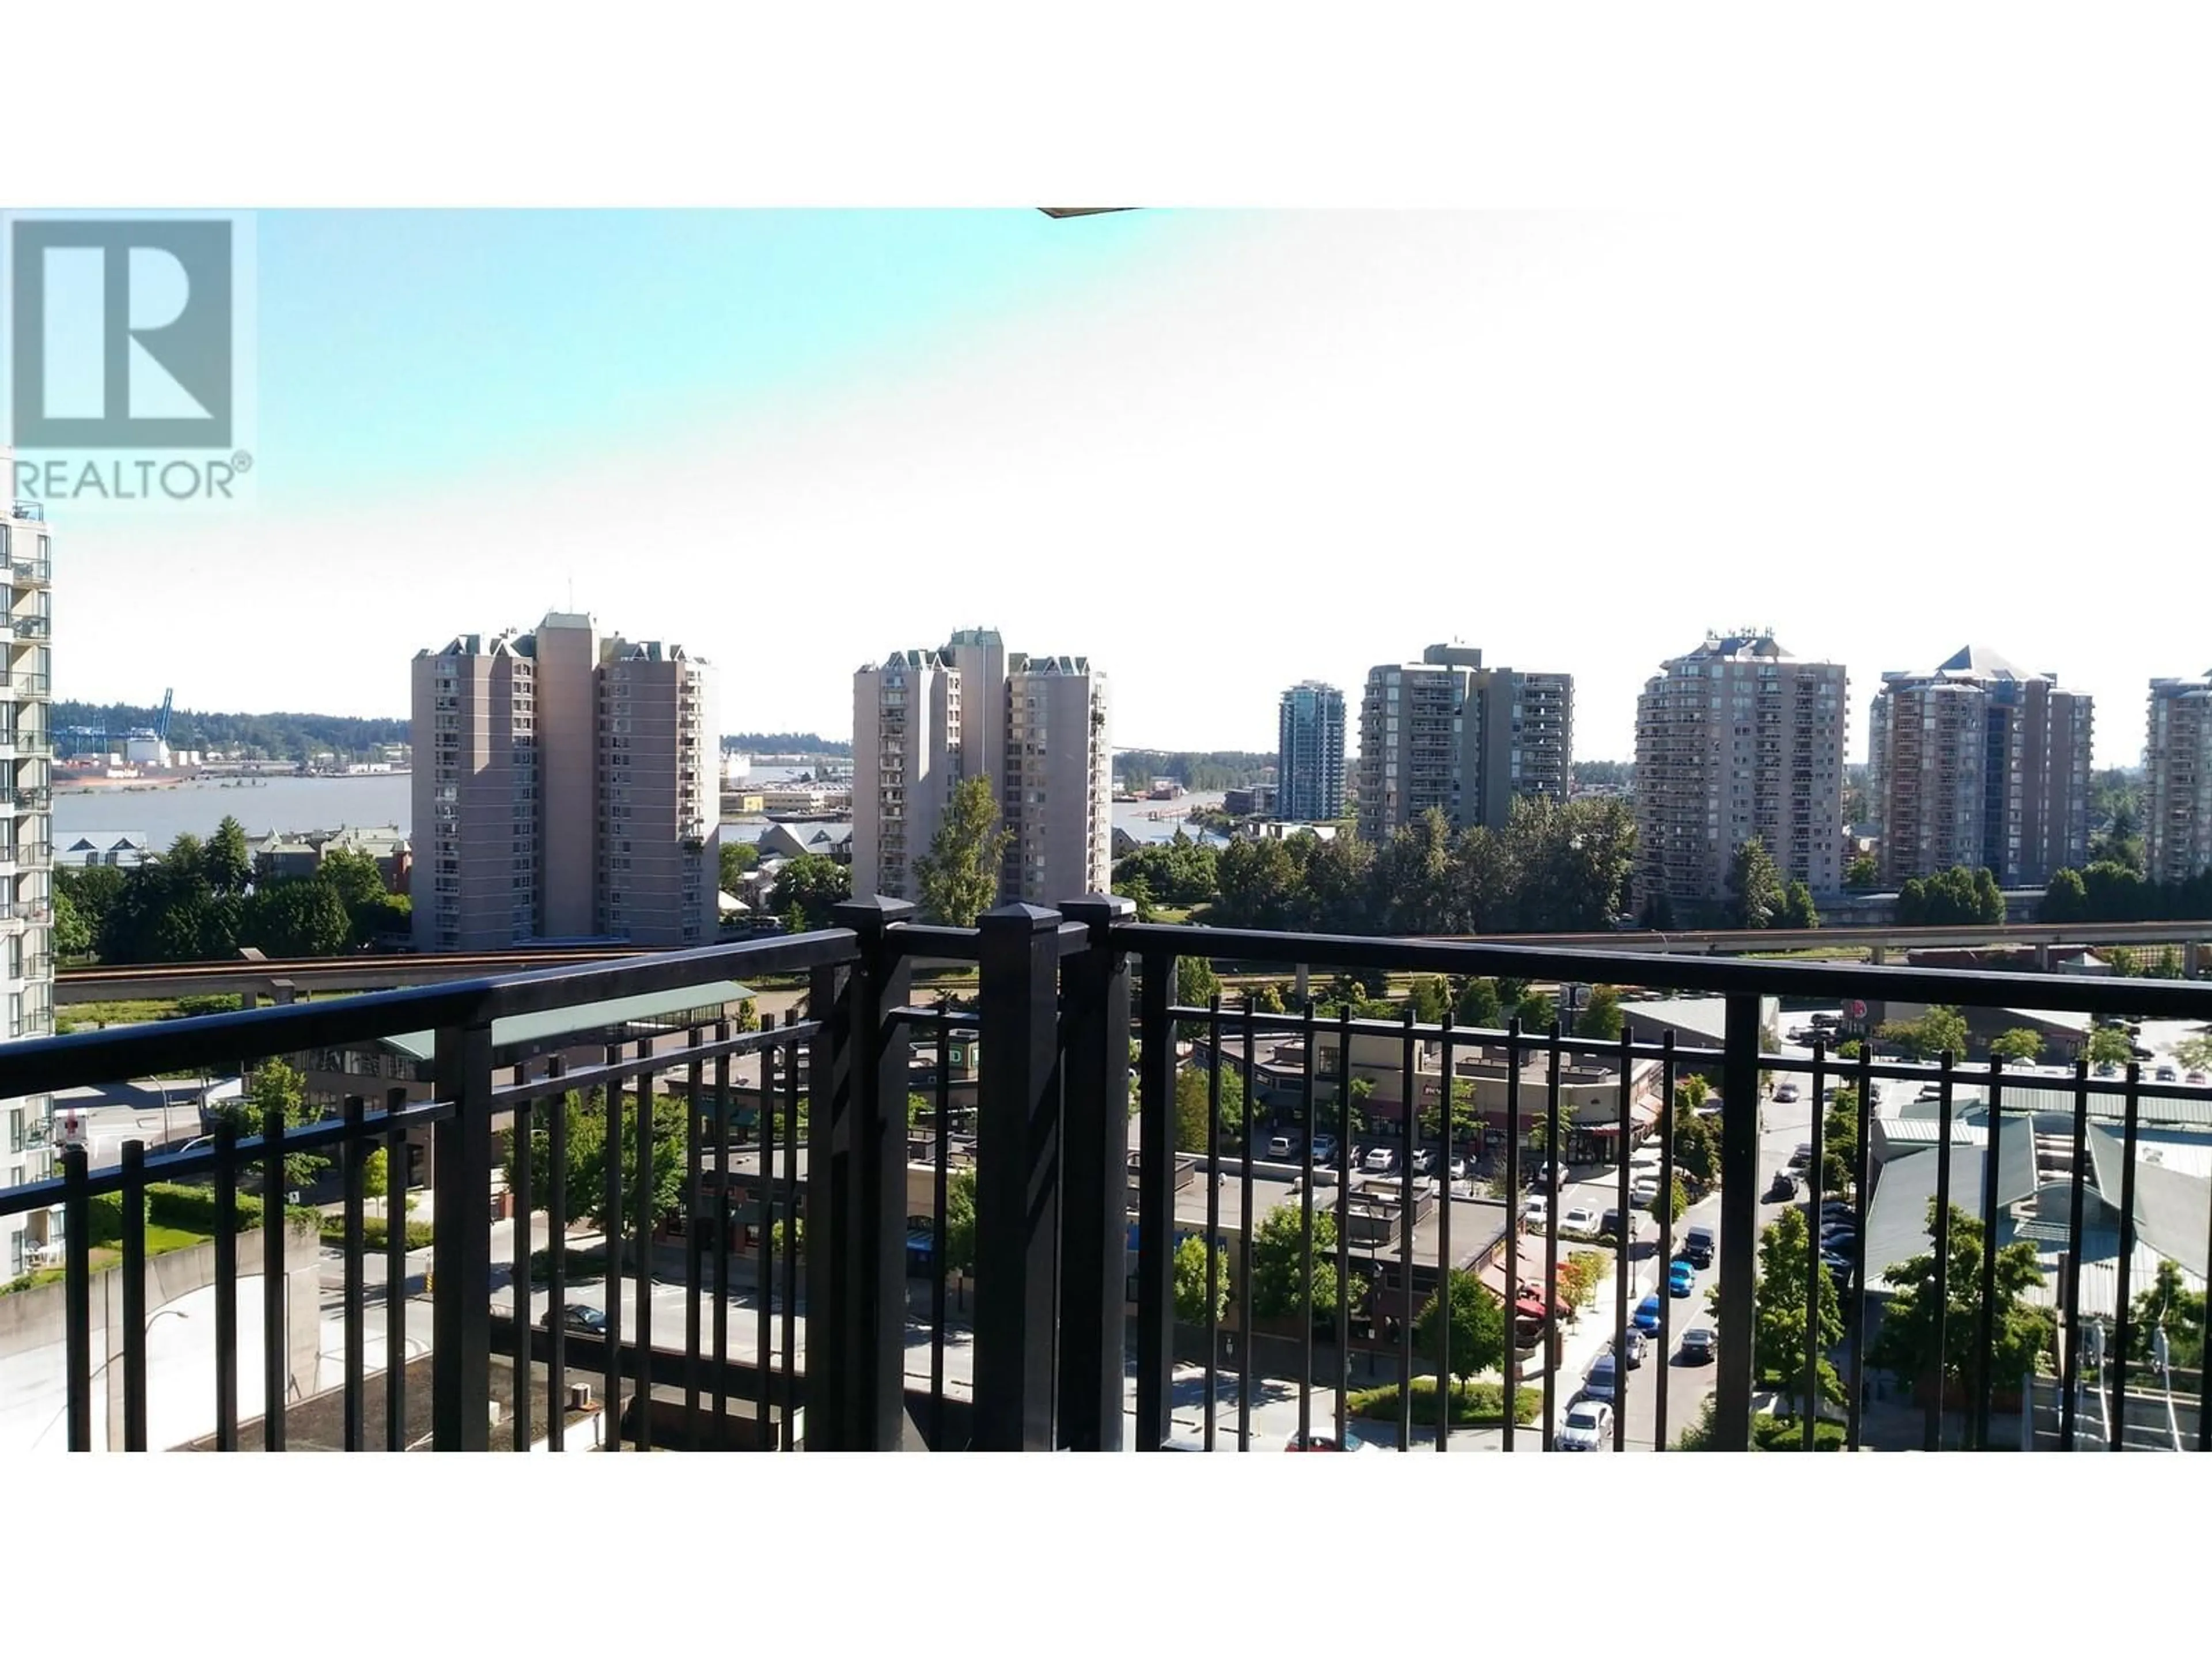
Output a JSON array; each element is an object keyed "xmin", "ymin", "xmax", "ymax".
[
  {"xmin": 502, "ymin": 1088, "xmax": 689, "ymax": 1233},
  {"xmin": 769, "ymin": 854, "xmax": 851, "ymax": 932},
  {"xmin": 1639, "ymin": 891, "xmax": 1678, "ymax": 930},
  {"xmin": 1844, "ymin": 851, "xmax": 1880, "ymax": 891},
  {"xmin": 2127, "ymin": 1257, "xmax": 2206, "ymax": 1366},
  {"xmin": 1820, "ymin": 1086, "xmax": 1861, "ymax": 1195},
  {"xmin": 1649, "ymin": 1176, "xmax": 1689, "ymax": 1224},
  {"xmin": 1729, "ymin": 835, "xmax": 1785, "ymax": 929},
  {"xmin": 206, "ymin": 815, "xmax": 253, "ymax": 896},
  {"xmin": 1671, "ymin": 1092, "xmax": 1721, "ymax": 1190},
  {"xmin": 718, "ymin": 839, "xmax": 759, "ymax": 892},
  {"xmin": 1408, "ymin": 975, "xmax": 1453, "ymax": 1026},
  {"xmin": 1414, "ymin": 1268, "xmax": 1507, "ymax": 1386},
  {"xmin": 945, "ymin": 1169, "xmax": 978, "ymax": 1276},
  {"xmin": 2106, "ymin": 944, "xmax": 2141, "ymax": 978},
  {"xmin": 2150, "ymin": 944, "xmax": 2185, "ymax": 980},
  {"xmin": 1176, "ymin": 954, "xmax": 1221, "ymax": 1012},
  {"xmin": 913, "ymin": 774, "xmax": 1012, "ymax": 925},
  {"xmin": 1112, "ymin": 872, "xmax": 1158, "ymax": 922},
  {"xmin": 1516, "ymin": 991, "xmax": 1557, "ymax": 1030},
  {"xmin": 1753, "ymin": 1207, "xmax": 1846, "ymax": 1412},
  {"xmin": 1174, "ymin": 1233, "xmax": 1230, "ymax": 1325},
  {"xmin": 2174, "ymin": 1032, "xmax": 2212, "ymax": 1074},
  {"xmin": 1878, "ymin": 1005, "xmax": 1968, "ymax": 1062},
  {"xmin": 240, "ymin": 876, "xmax": 354, "ymax": 957},
  {"xmin": 1419, "ymin": 1077, "xmax": 1481, "ymax": 1148},
  {"xmin": 1988, "ymin": 1028, "xmax": 2044, "ymax": 1065},
  {"xmin": 1455, "ymin": 976, "xmax": 1502, "ymax": 1028},
  {"xmin": 54, "ymin": 883, "xmax": 93, "ymax": 959},
  {"xmin": 1574, "ymin": 984, "xmax": 1624, "ymax": 1042},
  {"xmin": 1250, "ymin": 1206, "xmax": 1357, "ymax": 1322},
  {"xmin": 1777, "ymin": 881, "xmax": 1820, "ymax": 930},
  {"xmin": 2085, "ymin": 1027, "xmax": 2134, "ymax": 1069},
  {"xmin": 315, "ymin": 847, "xmax": 389, "ymax": 912},
  {"xmin": 1175, "ymin": 1065, "xmax": 1248, "ymax": 1152},
  {"xmin": 2041, "ymin": 866, "xmax": 2089, "ymax": 923},
  {"xmin": 1869, "ymin": 1201, "xmax": 2051, "ymax": 1410},
  {"xmin": 211, "ymin": 1058, "xmax": 328, "ymax": 1190}
]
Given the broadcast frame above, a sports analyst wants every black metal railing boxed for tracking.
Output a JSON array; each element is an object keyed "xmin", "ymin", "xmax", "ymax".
[{"xmin": 3, "ymin": 901, "xmax": 2210, "ymax": 1452}]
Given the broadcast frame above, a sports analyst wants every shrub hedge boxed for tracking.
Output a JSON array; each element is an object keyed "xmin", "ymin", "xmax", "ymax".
[{"xmin": 1348, "ymin": 1376, "xmax": 1541, "ymax": 1427}]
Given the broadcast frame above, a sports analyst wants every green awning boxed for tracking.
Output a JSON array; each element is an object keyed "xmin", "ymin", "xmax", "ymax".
[{"xmin": 376, "ymin": 979, "xmax": 755, "ymax": 1063}]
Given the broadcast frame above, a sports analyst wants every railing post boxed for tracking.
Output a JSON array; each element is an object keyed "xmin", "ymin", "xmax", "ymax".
[
  {"xmin": 810, "ymin": 898, "xmax": 915, "ymax": 1450},
  {"xmin": 1057, "ymin": 895, "xmax": 1134, "ymax": 1451},
  {"xmin": 1712, "ymin": 992, "xmax": 1762, "ymax": 1449},
  {"xmin": 974, "ymin": 902, "xmax": 1066, "ymax": 1452},
  {"xmin": 431, "ymin": 1017, "xmax": 495, "ymax": 1451},
  {"xmin": 1134, "ymin": 944, "xmax": 1177, "ymax": 1450}
]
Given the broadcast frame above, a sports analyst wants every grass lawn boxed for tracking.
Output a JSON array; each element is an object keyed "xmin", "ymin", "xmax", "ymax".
[{"xmin": 2, "ymin": 1224, "xmax": 210, "ymax": 1296}]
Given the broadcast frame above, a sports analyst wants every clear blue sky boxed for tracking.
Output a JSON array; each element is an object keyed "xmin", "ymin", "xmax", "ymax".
[{"xmin": 45, "ymin": 209, "xmax": 2212, "ymax": 764}]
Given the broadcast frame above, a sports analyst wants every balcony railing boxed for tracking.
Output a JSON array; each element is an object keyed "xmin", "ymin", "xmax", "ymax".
[
  {"xmin": 10, "ymin": 617, "xmax": 48, "ymax": 639},
  {"xmin": 2, "ymin": 910, "xmax": 2209, "ymax": 1453},
  {"xmin": 10, "ymin": 560, "xmax": 51, "ymax": 587},
  {"xmin": 8, "ymin": 501, "xmax": 44, "ymax": 523}
]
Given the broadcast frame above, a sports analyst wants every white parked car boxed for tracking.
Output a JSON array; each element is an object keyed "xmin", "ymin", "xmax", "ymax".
[
  {"xmin": 1364, "ymin": 1145, "xmax": 1399, "ymax": 1175},
  {"xmin": 1554, "ymin": 1400, "xmax": 1612, "ymax": 1452},
  {"xmin": 1774, "ymin": 1082, "xmax": 1801, "ymax": 1104},
  {"xmin": 1562, "ymin": 1205, "xmax": 1599, "ymax": 1234},
  {"xmin": 1523, "ymin": 1194, "xmax": 1550, "ymax": 1228},
  {"xmin": 1630, "ymin": 1176, "xmax": 1661, "ymax": 1207}
]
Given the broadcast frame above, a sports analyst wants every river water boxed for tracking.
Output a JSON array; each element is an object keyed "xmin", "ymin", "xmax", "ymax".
[{"xmin": 53, "ymin": 771, "xmax": 1233, "ymax": 852}]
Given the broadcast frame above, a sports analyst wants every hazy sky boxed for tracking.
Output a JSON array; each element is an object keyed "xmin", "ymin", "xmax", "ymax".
[{"xmin": 46, "ymin": 209, "xmax": 2212, "ymax": 763}]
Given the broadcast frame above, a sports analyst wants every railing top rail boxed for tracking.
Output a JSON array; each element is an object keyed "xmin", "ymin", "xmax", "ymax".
[
  {"xmin": 0, "ymin": 928, "xmax": 859, "ymax": 1100},
  {"xmin": 1112, "ymin": 921, "xmax": 2212, "ymax": 1020}
]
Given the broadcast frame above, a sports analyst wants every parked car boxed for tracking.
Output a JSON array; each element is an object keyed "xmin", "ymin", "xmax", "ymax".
[
  {"xmin": 1528, "ymin": 1160, "xmax": 1561, "ymax": 1189},
  {"xmin": 1268, "ymin": 1132, "xmax": 1302, "ymax": 1160},
  {"xmin": 1284, "ymin": 1430, "xmax": 1373, "ymax": 1453},
  {"xmin": 1309, "ymin": 1132, "xmax": 1339, "ymax": 1165},
  {"xmin": 1681, "ymin": 1225, "xmax": 1716, "ymax": 1268},
  {"xmin": 2133, "ymin": 1045, "xmax": 2156, "ymax": 1062},
  {"xmin": 1555, "ymin": 1400, "xmax": 1612, "ymax": 1451},
  {"xmin": 1599, "ymin": 1207, "xmax": 1626, "ymax": 1240},
  {"xmin": 1582, "ymin": 1353, "xmax": 1620, "ymax": 1403},
  {"xmin": 1631, "ymin": 1177, "xmax": 1662, "ymax": 1208},
  {"xmin": 1767, "ymin": 1170, "xmax": 1800, "ymax": 1202},
  {"xmin": 1774, "ymin": 1082, "xmax": 1801, "ymax": 1104},
  {"xmin": 1821, "ymin": 1252, "xmax": 1855, "ymax": 1286},
  {"xmin": 2154, "ymin": 1065, "xmax": 2179, "ymax": 1084},
  {"xmin": 1634, "ymin": 1293, "xmax": 1664, "ymax": 1333},
  {"xmin": 541, "ymin": 1303, "xmax": 609, "ymax": 1334},
  {"xmin": 1562, "ymin": 1205, "xmax": 1600, "ymax": 1235},
  {"xmin": 1448, "ymin": 1154, "xmax": 1469, "ymax": 1182},
  {"xmin": 2188, "ymin": 1071, "xmax": 2209, "ymax": 1088},
  {"xmin": 2095, "ymin": 1062, "xmax": 2122, "ymax": 1078},
  {"xmin": 1524, "ymin": 1193, "xmax": 1551, "ymax": 1228},
  {"xmin": 1668, "ymin": 1259, "xmax": 1697, "ymax": 1297},
  {"xmin": 1364, "ymin": 1145, "xmax": 1399, "ymax": 1175},
  {"xmin": 1680, "ymin": 1327, "xmax": 1717, "ymax": 1365},
  {"xmin": 1410, "ymin": 1146, "xmax": 1437, "ymax": 1176},
  {"xmin": 1788, "ymin": 1142, "xmax": 1813, "ymax": 1169},
  {"xmin": 1615, "ymin": 1328, "xmax": 1649, "ymax": 1368}
]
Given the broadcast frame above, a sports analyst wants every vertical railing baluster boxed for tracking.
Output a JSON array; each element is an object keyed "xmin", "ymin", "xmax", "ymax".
[
  {"xmin": 1615, "ymin": 1025, "xmax": 1633, "ymax": 1453},
  {"xmin": 431, "ymin": 1018, "xmax": 496, "ymax": 1451},
  {"xmin": 1437, "ymin": 1011, "xmax": 1456, "ymax": 1453},
  {"xmin": 544, "ymin": 1059, "xmax": 567, "ymax": 1453},
  {"xmin": 1974, "ymin": 1055, "xmax": 2005, "ymax": 1452},
  {"xmin": 1712, "ymin": 994, "xmax": 1763, "ymax": 1449},
  {"xmin": 1205, "ymin": 993, "xmax": 1222, "ymax": 1450},
  {"xmin": 1239, "ymin": 998, "xmax": 1257, "ymax": 1452},
  {"xmin": 2059, "ymin": 1058, "xmax": 2089, "ymax": 1451},
  {"xmin": 779, "ymin": 1023, "xmax": 798, "ymax": 1449},
  {"xmin": 1333, "ymin": 1002, "xmax": 1351, "ymax": 1452},
  {"xmin": 711, "ymin": 1025, "xmax": 730, "ymax": 1447},
  {"xmin": 1847, "ymin": 1042, "xmax": 1873, "ymax": 1450},
  {"xmin": 1541, "ymin": 1022, "xmax": 1562, "ymax": 1450},
  {"xmin": 262, "ymin": 1096, "xmax": 287, "ymax": 1451},
  {"xmin": 214, "ymin": 1117, "xmax": 239, "ymax": 1452},
  {"xmin": 634, "ymin": 1039, "xmax": 656, "ymax": 1453},
  {"xmin": 1928, "ymin": 1051, "xmax": 1956, "ymax": 1452},
  {"xmin": 1298, "ymin": 998, "xmax": 1316, "ymax": 1450},
  {"xmin": 509, "ymin": 1067, "xmax": 532, "ymax": 1452},
  {"xmin": 1397, "ymin": 1005, "xmax": 1415, "ymax": 1453},
  {"xmin": 384, "ymin": 1088, "xmax": 407, "ymax": 1452},
  {"xmin": 1654, "ymin": 1033, "xmax": 1676, "ymax": 1450},
  {"xmin": 341, "ymin": 1097, "xmax": 365, "ymax": 1453},
  {"xmin": 931, "ymin": 1010, "xmax": 950, "ymax": 1448},
  {"xmin": 1801, "ymin": 1041, "xmax": 1826, "ymax": 1452},
  {"xmin": 601, "ymin": 1043, "xmax": 623, "ymax": 1450},
  {"xmin": 2110, "ymin": 1063, "xmax": 2142, "ymax": 1454},
  {"xmin": 122, "ymin": 1138, "xmax": 149, "ymax": 1452},
  {"xmin": 1134, "ymin": 947, "xmax": 1175, "ymax": 1452},
  {"xmin": 1502, "ymin": 1018, "xmax": 1522, "ymax": 1452},
  {"xmin": 758, "ymin": 1016, "xmax": 778, "ymax": 1446},
  {"xmin": 685, "ymin": 1029, "xmax": 704, "ymax": 1448},
  {"xmin": 62, "ymin": 1143, "xmax": 91, "ymax": 1452}
]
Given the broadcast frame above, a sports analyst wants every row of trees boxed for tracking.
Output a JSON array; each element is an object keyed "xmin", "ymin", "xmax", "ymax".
[
  {"xmin": 1127, "ymin": 796, "xmax": 1638, "ymax": 938},
  {"xmin": 54, "ymin": 818, "xmax": 409, "ymax": 963},
  {"xmin": 2041, "ymin": 861, "xmax": 2212, "ymax": 925},
  {"xmin": 1896, "ymin": 864, "xmax": 2006, "ymax": 926},
  {"xmin": 52, "ymin": 701, "xmax": 407, "ymax": 764},
  {"xmin": 1719, "ymin": 835, "xmax": 1821, "ymax": 930}
]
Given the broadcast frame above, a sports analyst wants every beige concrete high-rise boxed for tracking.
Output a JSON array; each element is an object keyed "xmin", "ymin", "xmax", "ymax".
[
  {"xmin": 2, "ymin": 471, "xmax": 57, "ymax": 1278},
  {"xmin": 1866, "ymin": 647, "xmax": 2092, "ymax": 888},
  {"xmin": 411, "ymin": 611, "xmax": 717, "ymax": 952},
  {"xmin": 2146, "ymin": 670, "xmax": 2212, "ymax": 884},
  {"xmin": 1002, "ymin": 653, "xmax": 1112, "ymax": 906},
  {"xmin": 1355, "ymin": 645, "xmax": 1573, "ymax": 843},
  {"xmin": 1634, "ymin": 631, "xmax": 1848, "ymax": 914},
  {"xmin": 851, "ymin": 649, "xmax": 963, "ymax": 903}
]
